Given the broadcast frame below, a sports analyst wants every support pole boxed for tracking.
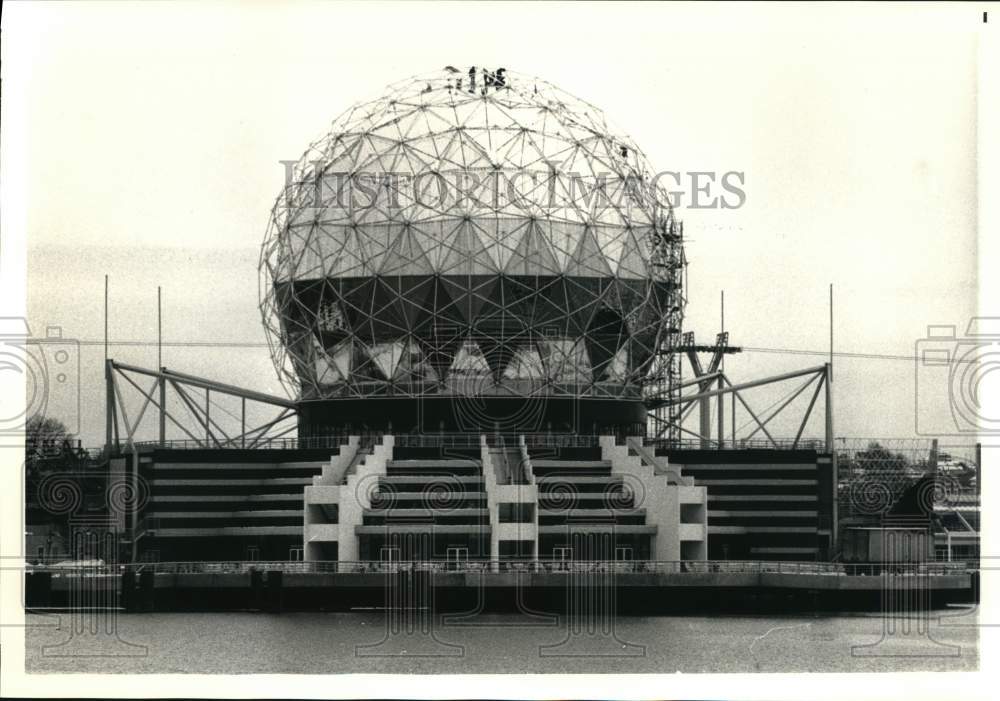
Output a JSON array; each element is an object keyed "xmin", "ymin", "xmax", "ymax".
[
  {"xmin": 825, "ymin": 362, "xmax": 837, "ymax": 553},
  {"xmin": 731, "ymin": 376, "xmax": 736, "ymax": 447},
  {"xmin": 699, "ymin": 395, "xmax": 711, "ymax": 449},
  {"xmin": 719, "ymin": 291, "xmax": 725, "ymax": 448},
  {"xmin": 105, "ymin": 359, "xmax": 114, "ymax": 454},
  {"xmin": 158, "ymin": 371, "xmax": 166, "ymax": 447},
  {"xmin": 793, "ymin": 373, "xmax": 826, "ymax": 448},
  {"xmin": 241, "ymin": 397, "xmax": 246, "ymax": 449},
  {"xmin": 827, "ymin": 285, "xmax": 837, "ymax": 552},
  {"xmin": 158, "ymin": 287, "xmax": 165, "ymax": 446},
  {"xmin": 110, "ymin": 367, "xmax": 121, "ymax": 451},
  {"xmin": 131, "ymin": 446, "xmax": 139, "ymax": 563},
  {"xmin": 824, "ymin": 362, "xmax": 834, "ymax": 452},
  {"xmin": 104, "ymin": 275, "xmax": 109, "ymax": 363},
  {"xmin": 976, "ymin": 443, "xmax": 982, "ymax": 498},
  {"xmin": 717, "ymin": 375, "xmax": 725, "ymax": 448},
  {"xmin": 829, "ymin": 283, "xmax": 834, "ymax": 381},
  {"xmin": 104, "ymin": 276, "xmax": 111, "ymax": 454}
]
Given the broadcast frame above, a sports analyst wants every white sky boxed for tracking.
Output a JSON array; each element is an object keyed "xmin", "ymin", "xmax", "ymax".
[{"xmin": 5, "ymin": 2, "xmax": 987, "ymax": 449}]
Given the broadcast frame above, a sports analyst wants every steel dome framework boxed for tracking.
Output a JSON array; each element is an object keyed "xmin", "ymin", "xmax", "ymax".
[{"xmin": 260, "ymin": 68, "xmax": 685, "ymax": 431}]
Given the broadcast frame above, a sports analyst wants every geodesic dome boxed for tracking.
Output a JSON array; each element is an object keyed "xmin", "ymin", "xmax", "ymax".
[{"xmin": 260, "ymin": 67, "xmax": 684, "ymax": 416}]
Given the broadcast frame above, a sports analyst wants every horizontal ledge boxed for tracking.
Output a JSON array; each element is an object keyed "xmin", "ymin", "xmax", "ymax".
[
  {"xmin": 150, "ymin": 494, "xmax": 302, "ymax": 502},
  {"xmin": 146, "ymin": 526, "xmax": 303, "ymax": 537},
  {"xmin": 710, "ymin": 526, "xmax": 819, "ymax": 534},
  {"xmin": 387, "ymin": 460, "xmax": 480, "ymax": 467},
  {"xmin": 695, "ymin": 480, "xmax": 817, "ymax": 486},
  {"xmin": 150, "ymin": 510, "xmax": 303, "ymax": 518},
  {"xmin": 709, "ymin": 510, "xmax": 818, "ymax": 518},
  {"xmin": 537, "ymin": 525, "xmax": 657, "ymax": 534},
  {"xmin": 354, "ymin": 525, "xmax": 492, "ymax": 534},
  {"xmin": 536, "ymin": 476, "xmax": 622, "ymax": 484},
  {"xmin": 684, "ymin": 464, "xmax": 817, "ymax": 472},
  {"xmin": 538, "ymin": 508, "xmax": 645, "ymax": 516},
  {"xmin": 152, "ymin": 478, "xmax": 311, "ymax": 486},
  {"xmin": 379, "ymin": 476, "xmax": 484, "ymax": 483},
  {"xmin": 372, "ymin": 491, "xmax": 487, "ymax": 500},
  {"xmin": 152, "ymin": 463, "xmax": 326, "ymax": 471},
  {"xmin": 362, "ymin": 508, "xmax": 489, "ymax": 516},
  {"xmin": 709, "ymin": 495, "xmax": 817, "ymax": 502}
]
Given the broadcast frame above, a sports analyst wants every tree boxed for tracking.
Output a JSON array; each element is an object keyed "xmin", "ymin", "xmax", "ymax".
[
  {"xmin": 25, "ymin": 415, "xmax": 72, "ymax": 476},
  {"xmin": 855, "ymin": 441, "xmax": 909, "ymax": 473}
]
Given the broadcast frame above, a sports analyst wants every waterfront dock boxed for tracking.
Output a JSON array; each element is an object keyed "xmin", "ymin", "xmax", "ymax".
[{"xmin": 25, "ymin": 560, "xmax": 976, "ymax": 614}]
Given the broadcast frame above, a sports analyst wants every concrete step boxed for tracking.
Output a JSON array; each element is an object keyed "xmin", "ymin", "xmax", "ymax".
[
  {"xmin": 538, "ymin": 508, "xmax": 645, "ymax": 517},
  {"xmin": 708, "ymin": 510, "xmax": 818, "ymax": 517},
  {"xmin": 709, "ymin": 525, "xmax": 818, "ymax": 534},
  {"xmin": 150, "ymin": 510, "xmax": 303, "ymax": 519},
  {"xmin": 537, "ymin": 524, "xmax": 657, "ymax": 535},
  {"xmin": 535, "ymin": 475, "xmax": 623, "ymax": 484},
  {"xmin": 151, "ymin": 478, "xmax": 312, "ymax": 486},
  {"xmin": 148, "ymin": 526, "xmax": 303, "ymax": 537},
  {"xmin": 354, "ymin": 524, "xmax": 492, "ymax": 534},
  {"xmin": 694, "ymin": 479, "xmax": 817, "ymax": 486},
  {"xmin": 532, "ymin": 460, "xmax": 612, "ymax": 469},
  {"xmin": 379, "ymin": 475, "xmax": 484, "ymax": 483},
  {"xmin": 363, "ymin": 508, "xmax": 488, "ymax": 517},
  {"xmin": 150, "ymin": 494, "xmax": 301, "ymax": 502}
]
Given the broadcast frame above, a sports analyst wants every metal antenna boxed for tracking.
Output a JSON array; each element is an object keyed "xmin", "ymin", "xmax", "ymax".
[
  {"xmin": 829, "ymin": 283, "xmax": 834, "ymax": 381},
  {"xmin": 104, "ymin": 274, "xmax": 112, "ymax": 453},
  {"xmin": 104, "ymin": 274, "xmax": 109, "ymax": 363},
  {"xmin": 720, "ymin": 291, "xmax": 725, "ymax": 373},
  {"xmin": 158, "ymin": 286, "xmax": 162, "ymax": 369},
  {"xmin": 719, "ymin": 290, "xmax": 725, "ymax": 447}
]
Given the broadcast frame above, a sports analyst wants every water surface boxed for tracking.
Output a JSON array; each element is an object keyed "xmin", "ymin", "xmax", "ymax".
[{"xmin": 25, "ymin": 610, "xmax": 978, "ymax": 674}]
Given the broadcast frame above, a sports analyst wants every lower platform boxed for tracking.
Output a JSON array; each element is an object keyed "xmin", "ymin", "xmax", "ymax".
[{"xmin": 25, "ymin": 566, "xmax": 976, "ymax": 614}]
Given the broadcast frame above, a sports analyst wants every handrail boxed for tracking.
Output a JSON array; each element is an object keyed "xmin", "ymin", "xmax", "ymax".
[
  {"xmin": 131, "ymin": 435, "xmax": 353, "ymax": 451},
  {"xmin": 26, "ymin": 559, "xmax": 977, "ymax": 577},
  {"xmin": 94, "ymin": 434, "xmax": 835, "ymax": 454},
  {"xmin": 646, "ymin": 437, "xmax": 828, "ymax": 451}
]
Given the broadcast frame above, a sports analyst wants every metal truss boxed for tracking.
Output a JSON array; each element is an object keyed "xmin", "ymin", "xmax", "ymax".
[
  {"xmin": 646, "ymin": 362, "xmax": 834, "ymax": 451},
  {"xmin": 104, "ymin": 360, "xmax": 298, "ymax": 453},
  {"xmin": 259, "ymin": 67, "xmax": 685, "ymax": 405}
]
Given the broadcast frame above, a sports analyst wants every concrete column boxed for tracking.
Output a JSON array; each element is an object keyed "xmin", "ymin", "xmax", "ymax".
[{"xmin": 337, "ymin": 435, "xmax": 393, "ymax": 563}]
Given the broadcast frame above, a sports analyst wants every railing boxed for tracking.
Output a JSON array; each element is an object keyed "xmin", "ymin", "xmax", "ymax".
[
  {"xmin": 26, "ymin": 559, "xmax": 975, "ymax": 577},
  {"xmin": 519, "ymin": 434, "xmax": 601, "ymax": 448},
  {"xmin": 131, "ymin": 435, "xmax": 352, "ymax": 452},
  {"xmin": 645, "ymin": 437, "xmax": 828, "ymax": 451},
  {"xmin": 393, "ymin": 433, "xmax": 604, "ymax": 449},
  {"xmin": 393, "ymin": 434, "xmax": 484, "ymax": 448},
  {"xmin": 85, "ymin": 434, "xmax": 864, "ymax": 457},
  {"xmin": 95, "ymin": 433, "xmax": 608, "ymax": 455}
]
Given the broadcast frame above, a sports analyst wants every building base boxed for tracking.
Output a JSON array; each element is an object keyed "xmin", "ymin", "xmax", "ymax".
[{"xmin": 296, "ymin": 396, "xmax": 647, "ymax": 436}]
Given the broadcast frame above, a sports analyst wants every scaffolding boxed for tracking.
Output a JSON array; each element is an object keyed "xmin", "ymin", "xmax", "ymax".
[{"xmin": 645, "ymin": 221, "xmax": 687, "ymax": 444}]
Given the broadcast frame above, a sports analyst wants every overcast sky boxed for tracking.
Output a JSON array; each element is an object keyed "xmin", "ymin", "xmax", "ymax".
[{"xmin": 6, "ymin": 3, "xmax": 984, "ymax": 450}]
